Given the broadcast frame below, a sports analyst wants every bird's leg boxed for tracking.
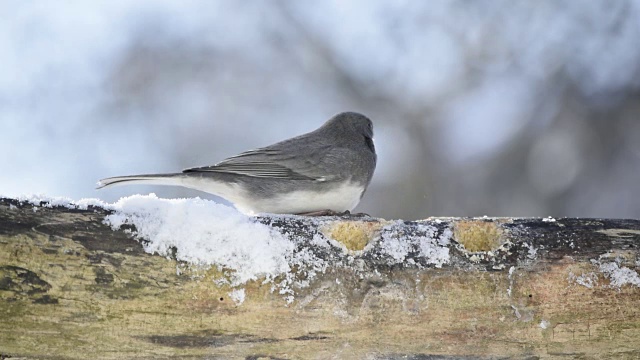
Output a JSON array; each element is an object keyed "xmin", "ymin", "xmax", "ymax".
[
  {"xmin": 345, "ymin": 211, "xmax": 371, "ymax": 217},
  {"xmin": 297, "ymin": 209, "xmax": 342, "ymax": 216},
  {"xmin": 297, "ymin": 209, "xmax": 371, "ymax": 217}
]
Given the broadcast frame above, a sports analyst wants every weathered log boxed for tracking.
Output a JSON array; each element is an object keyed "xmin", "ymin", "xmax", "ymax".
[{"xmin": 1, "ymin": 197, "xmax": 639, "ymax": 359}]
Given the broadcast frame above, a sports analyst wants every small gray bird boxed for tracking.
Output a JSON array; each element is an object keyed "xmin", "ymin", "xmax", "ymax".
[{"xmin": 97, "ymin": 112, "xmax": 376, "ymax": 215}]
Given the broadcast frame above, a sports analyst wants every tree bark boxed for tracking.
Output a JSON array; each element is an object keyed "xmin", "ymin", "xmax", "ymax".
[{"xmin": 1, "ymin": 197, "xmax": 639, "ymax": 359}]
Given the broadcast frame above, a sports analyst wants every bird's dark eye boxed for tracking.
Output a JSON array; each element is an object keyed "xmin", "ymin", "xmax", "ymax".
[{"xmin": 364, "ymin": 136, "xmax": 375, "ymax": 153}]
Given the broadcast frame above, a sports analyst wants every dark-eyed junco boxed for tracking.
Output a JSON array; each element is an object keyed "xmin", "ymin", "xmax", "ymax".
[{"xmin": 97, "ymin": 112, "xmax": 376, "ymax": 215}]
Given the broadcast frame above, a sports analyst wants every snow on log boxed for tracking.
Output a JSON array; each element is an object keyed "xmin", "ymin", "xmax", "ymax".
[{"xmin": 1, "ymin": 195, "xmax": 639, "ymax": 359}]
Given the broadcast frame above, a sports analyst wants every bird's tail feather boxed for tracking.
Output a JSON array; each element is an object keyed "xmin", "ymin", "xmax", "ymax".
[{"xmin": 96, "ymin": 173, "xmax": 186, "ymax": 189}]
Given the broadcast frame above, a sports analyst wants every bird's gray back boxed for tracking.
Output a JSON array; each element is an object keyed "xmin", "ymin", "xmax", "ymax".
[{"xmin": 183, "ymin": 112, "xmax": 376, "ymax": 200}]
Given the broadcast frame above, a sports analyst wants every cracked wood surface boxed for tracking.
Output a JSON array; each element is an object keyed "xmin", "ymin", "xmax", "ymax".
[{"xmin": 0, "ymin": 197, "xmax": 639, "ymax": 359}]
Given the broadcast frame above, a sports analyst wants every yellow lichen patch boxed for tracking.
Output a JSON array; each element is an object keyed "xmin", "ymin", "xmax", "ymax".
[
  {"xmin": 323, "ymin": 221, "xmax": 381, "ymax": 251},
  {"xmin": 454, "ymin": 220, "xmax": 504, "ymax": 252}
]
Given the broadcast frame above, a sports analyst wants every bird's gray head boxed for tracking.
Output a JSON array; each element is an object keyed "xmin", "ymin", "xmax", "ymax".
[{"xmin": 321, "ymin": 112, "xmax": 375, "ymax": 153}]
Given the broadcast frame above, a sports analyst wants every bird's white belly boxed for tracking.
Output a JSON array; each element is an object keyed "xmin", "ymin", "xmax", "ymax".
[{"xmin": 239, "ymin": 182, "xmax": 365, "ymax": 215}]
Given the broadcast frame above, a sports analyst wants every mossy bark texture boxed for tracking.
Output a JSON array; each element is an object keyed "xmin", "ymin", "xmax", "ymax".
[{"xmin": 1, "ymin": 198, "xmax": 639, "ymax": 359}]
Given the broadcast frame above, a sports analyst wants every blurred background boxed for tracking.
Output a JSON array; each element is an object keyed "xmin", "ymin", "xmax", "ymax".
[{"xmin": 1, "ymin": 1, "xmax": 639, "ymax": 220}]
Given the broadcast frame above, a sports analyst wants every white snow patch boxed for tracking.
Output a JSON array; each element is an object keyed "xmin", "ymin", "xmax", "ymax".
[
  {"xmin": 310, "ymin": 233, "xmax": 331, "ymax": 248},
  {"xmin": 540, "ymin": 320, "xmax": 550, "ymax": 329},
  {"xmin": 379, "ymin": 227, "xmax": 413, "ymax": 262},
  {"xmin": 228, "ymin": 288, "xmax": 246, "ymax": 305},
  {"xmin": 524, "ymin": 243, "xmax": 538, "ymax": 259},
  {"xmin": 507, "ymin": 266, "xmax": 516, "ymax": 297},
  {"xmin": 378, "ymin": 222, "xmax": 451, "ymax": 268},
  {"xmin": 103, "ymin": 194, "xmax": 295, "ymax": 286},
  {"xmin": 570, "ymin": 254, "xmax": 640, "ymax": 289},
  {"xmin": 569, "ymin": 271, "xmax": 598, "ymax": 289},
  {"xmin": 11, "ymin": 193, "xmax": 109, "ymax": 210},
  {"xmin": 599, "ymin": 262, "xmax": 640, "ymax": 288},
  {"xmin": 511, "ymin": 305, "xmax": 521, "ymax": 319}
]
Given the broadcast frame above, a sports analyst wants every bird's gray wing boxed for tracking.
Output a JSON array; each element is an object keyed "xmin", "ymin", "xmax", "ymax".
[{"xmin": 183, "ymin": 142, "xmax": 339, "ymax": 181}]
